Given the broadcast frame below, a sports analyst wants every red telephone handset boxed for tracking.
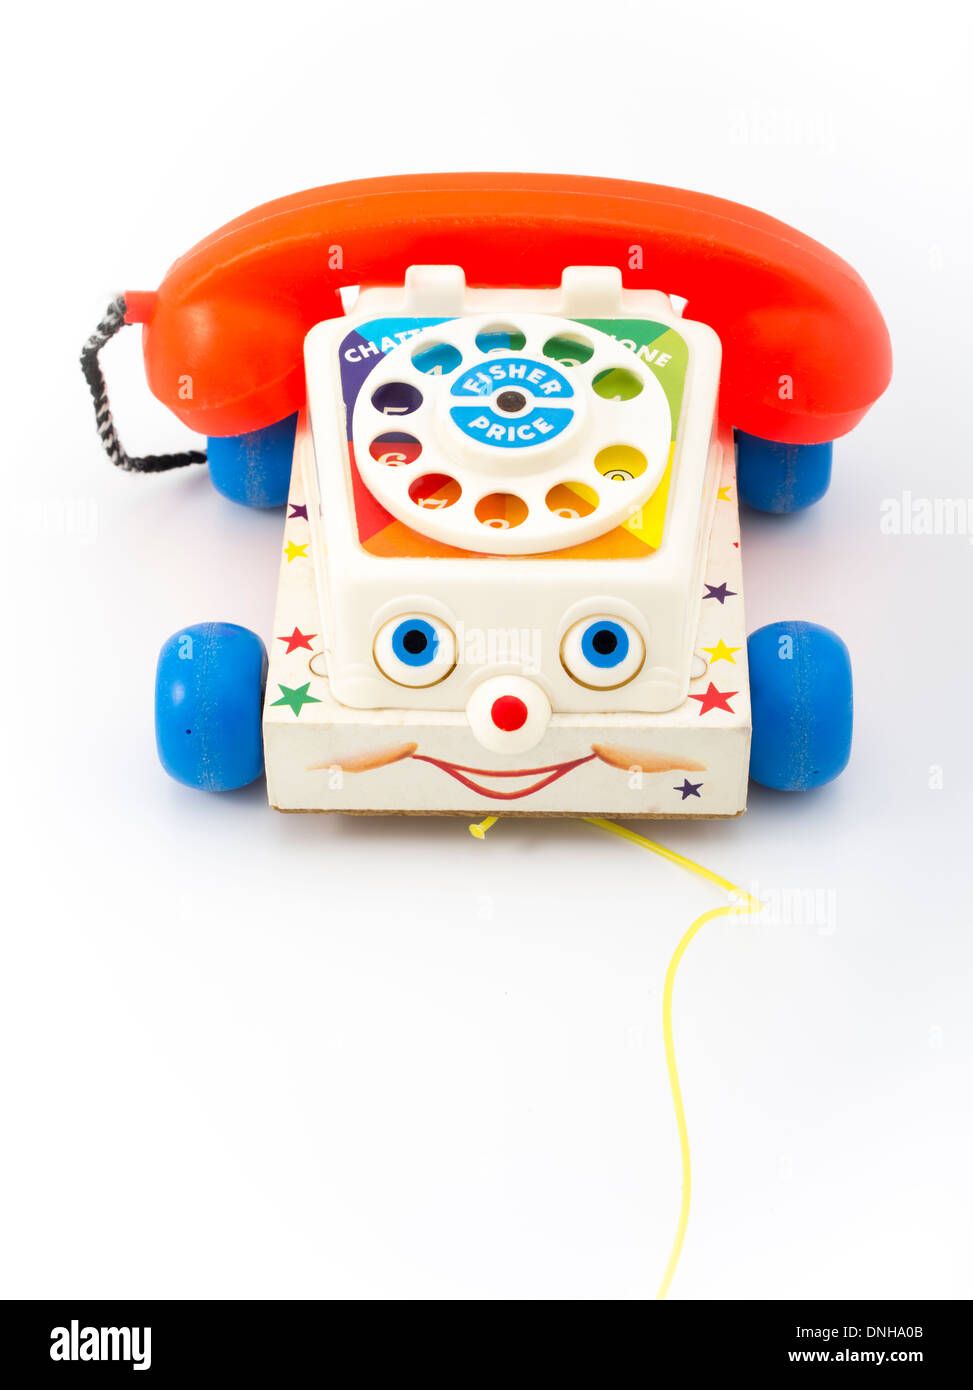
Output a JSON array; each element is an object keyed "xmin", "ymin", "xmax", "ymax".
[
  {"xmin": 118, "ymin": 172, "xmax": 890, "ymax": 447},
  {"xmin": 89, "ymin": 174, "xmax": 880, "ymax": 800}
]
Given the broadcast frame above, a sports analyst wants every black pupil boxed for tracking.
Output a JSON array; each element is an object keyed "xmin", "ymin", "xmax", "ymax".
[
  {"xmin": 496, "ymin": 390, "xmax": 526, "ymax": 414},
  {"xmin": 403, "ymin": 629, "xmax": 428, "ymax": 654},
  {"xmin": 592, "ymin": 629, "xmax": 618, "ymax": 656}
]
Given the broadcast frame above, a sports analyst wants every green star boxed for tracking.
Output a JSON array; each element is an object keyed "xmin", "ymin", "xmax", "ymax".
[{"xmin": 270, "ymin": 681, "xmax": 322, "ymax": 717}]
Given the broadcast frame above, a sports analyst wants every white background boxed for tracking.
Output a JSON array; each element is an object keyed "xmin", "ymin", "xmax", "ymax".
[{"xmin": 1, "ymin": 0, "xmax": 970, "ymax": 1299}]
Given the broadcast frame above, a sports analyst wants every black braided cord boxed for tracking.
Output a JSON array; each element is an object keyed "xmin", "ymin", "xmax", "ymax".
[{"xmin": 80, "ymin": 295, "xmax": 207, "ymax": 473}]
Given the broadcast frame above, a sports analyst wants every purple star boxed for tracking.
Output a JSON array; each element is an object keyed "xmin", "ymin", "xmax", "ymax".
[
  {"xmin": 288, "ymin": 503, "xmax": 309, "ymax": 520},
  {"xmin": 703, "ymin": 582, "xmax": 737, "ymax": 604},
  {"xmin": 674, "ymin": 779, "xmax": 703, "ymax": 799}
]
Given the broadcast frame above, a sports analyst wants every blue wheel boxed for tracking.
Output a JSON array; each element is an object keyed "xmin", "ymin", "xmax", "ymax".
[
  {"xmin": 748, "ymin": 622, "xmax": 852, "ymax": 791},
  {"xmin": 207, "ymin": 412, "xmax": 297, "ymax": 508},
  {"xmin": 156, "ymin": 623, "xmax": 267, "ymax": 790},
  {"xmin": 735, "ymin": 430, "xmax": 833, "ymax": 513}
]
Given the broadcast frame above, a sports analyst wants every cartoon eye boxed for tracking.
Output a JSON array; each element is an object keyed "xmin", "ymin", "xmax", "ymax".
[
  {"xmin": 560, "ymin": 616, "xmax": 645, "ymax": 689},
  {"xmin": 374, "ymin": 614, "xmax": 456, "ymax": 688}
]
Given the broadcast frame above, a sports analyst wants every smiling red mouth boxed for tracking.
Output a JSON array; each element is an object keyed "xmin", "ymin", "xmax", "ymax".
[{"xmin": 411, "ymin": 752, "xmax": 597, "ymax": 800}]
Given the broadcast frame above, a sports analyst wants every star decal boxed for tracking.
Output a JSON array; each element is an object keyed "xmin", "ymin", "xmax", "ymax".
[
  {"xmin": 702, "ymin": 639, "xmax": 741, "ymax": 665},
  {"xmin": 689, "ymin": 682, "xmax": 738, "ymax": 715},
  {"xmin": 703, "ymin": 581, "xmax": 737, "ymax": 604},
  {"xmin": 278, "ymin": 626, "xmax": 316, "ymax": 655},
  {"xmin": 288, "ymin": 503, "xmax": 309, "ymax": 520},
  {"xmin": 284, "ymin": 540, "xmax": 309, "ymax": 563},
  {"xmin": 270, "ymin": 682, "xmax": 322, "ymax": 716},
  {"xmin": 674, "ymin": 779, "xmax": 703, "ymax": 799},
  {"xmin": 717, "ymin": 485, "xmax": 733, "ymax": 501}
]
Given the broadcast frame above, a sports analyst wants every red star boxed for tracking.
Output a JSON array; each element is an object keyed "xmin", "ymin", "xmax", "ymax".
[
  {"xmin": 689, "ymin": 681, "xmax": 738, "ymax": 715},
  {"xmin": 278, "ymin": 626, "xmax": 316, "ymax": 655}
]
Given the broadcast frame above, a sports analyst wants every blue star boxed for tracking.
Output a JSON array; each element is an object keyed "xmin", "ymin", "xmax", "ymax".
[
  {"xmin": 703, "ymin": 582, "xmax": 737, "ymax": 604},
  {"xmin": 674, "ymin": 779, "xmax": 703, "ymax": 799}
]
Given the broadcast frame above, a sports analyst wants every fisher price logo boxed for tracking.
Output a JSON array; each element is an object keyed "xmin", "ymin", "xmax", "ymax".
[{"xmin": 449, "ymin": 356, "xmax": 574, "ymax": 449}]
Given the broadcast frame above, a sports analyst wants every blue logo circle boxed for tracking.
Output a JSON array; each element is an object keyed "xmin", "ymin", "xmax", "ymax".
[{"xmin": 449, "ymin": 356, "xmax": 574, "ymax": 449}]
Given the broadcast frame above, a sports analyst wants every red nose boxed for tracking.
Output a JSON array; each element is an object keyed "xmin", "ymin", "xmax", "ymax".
[{"xmin": 491, "ymin": 695, "xmax": 529, "ymax": 732}]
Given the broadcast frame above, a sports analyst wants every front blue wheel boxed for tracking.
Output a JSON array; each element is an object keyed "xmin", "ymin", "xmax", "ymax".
[
  {"xmin": 748, "ymin": 622, "xmax": 852, "ymax": 791},
  {"xmin": 155, "ymin": 623, "xmax": 267, "ymax": 790}
]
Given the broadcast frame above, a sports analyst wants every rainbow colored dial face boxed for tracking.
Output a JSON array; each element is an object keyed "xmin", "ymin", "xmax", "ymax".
[
  {"xmin": 448, "ymin": 356, "xmax": 574, "ymax": 450},
  {"xmin": 338, "ymin": 314, "xmax": 689, "ymax": 560}
]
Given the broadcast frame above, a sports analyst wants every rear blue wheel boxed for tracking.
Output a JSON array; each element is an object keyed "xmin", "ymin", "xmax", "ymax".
[
  {"xmin": 155, "ymin": 623, "xmax": 267, "ymax": 790},
  {"xmin": 207, "ymin": 412, "xmax": 297, "ymax": 508},
  {"xmin": 736, "ymin": 430, "xmax": 833, "ymax": 513},
  {"xmin": 748, "ymin": 621, "xmax": 852, "ymax": 790}
]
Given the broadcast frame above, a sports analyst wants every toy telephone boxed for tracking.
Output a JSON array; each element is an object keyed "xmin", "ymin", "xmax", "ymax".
[{"xmin": 82, "ymin": 173, "xmax": 891, "ymax": 816}]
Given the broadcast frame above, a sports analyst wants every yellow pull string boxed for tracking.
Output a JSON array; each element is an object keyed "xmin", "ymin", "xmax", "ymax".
[
  {"xmin": 654, "ymin": 900, "xmax": 749, "ymax": 1298},
  {"xmin": 583, "ymin": 817, "xmax": 760, "ymax": 911},
  {"xmin": 469, "ymin": 815, "xmax": 499, "ymax": 839},
  {"xmin": 584, "ymin": 817, "xmax": 762, "ymax": 1299},
  {"xmin": 471, "ymin": 812, "xmax": 762, "ymax": 1299}
]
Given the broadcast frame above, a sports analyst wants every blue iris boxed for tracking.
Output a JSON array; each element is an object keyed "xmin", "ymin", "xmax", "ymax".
[
  {"xmin": 391, "ymin": 618, "xmax": 439, "ymax": 667},
  {"xmin": 581, "ymin": 620, "xmax": 629, "ymax": 668}
]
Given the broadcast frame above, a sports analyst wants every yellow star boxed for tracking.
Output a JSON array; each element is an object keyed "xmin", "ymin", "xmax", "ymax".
[
  {"xmin": 702, "ymin": 639, "xmax": 742, "ymax": 665},
  {"xmin": 717, "ymin": 485, "xmax": 733, "ymax": 501},
  {"xmin": 284, "ymin": 540, "xmax": 309, "ymax": 563}
]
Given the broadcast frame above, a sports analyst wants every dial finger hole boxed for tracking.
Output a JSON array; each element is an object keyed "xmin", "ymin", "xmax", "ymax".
[
  {"xmin": 369, "ymin": 432, "xmax": 422, "ymax": 466},
  {"xmin": 475, "ymin": 324, "xmax": 527, "ymax": 354},
  {"xmin": 545, "ymin": 481, "xmax": 599, "ymax": 518},
  {"xmin": 474, "ymin": 493, "xmax": 529, "ymax": 529},
  {"xmin": 371, "ymin": 381, "xmax": 423, "ymax": 416},
  {"xmin": 592, "ymin": 367, "xmax": 644, "ymax": 401},
  {"xmin": 408, "ymin": 473, "xmax": 461, "ymax": 509},
  {"xmin": 594, "ymin": 445, "xmax": 648, "ymax": 481},
  {"xmin": 411, "ymin": 341, "xmax": 462, "ymax": 376},
  {"xmin": 542, "ymin": 333, "xmax": 594, "ymax": 367}
]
